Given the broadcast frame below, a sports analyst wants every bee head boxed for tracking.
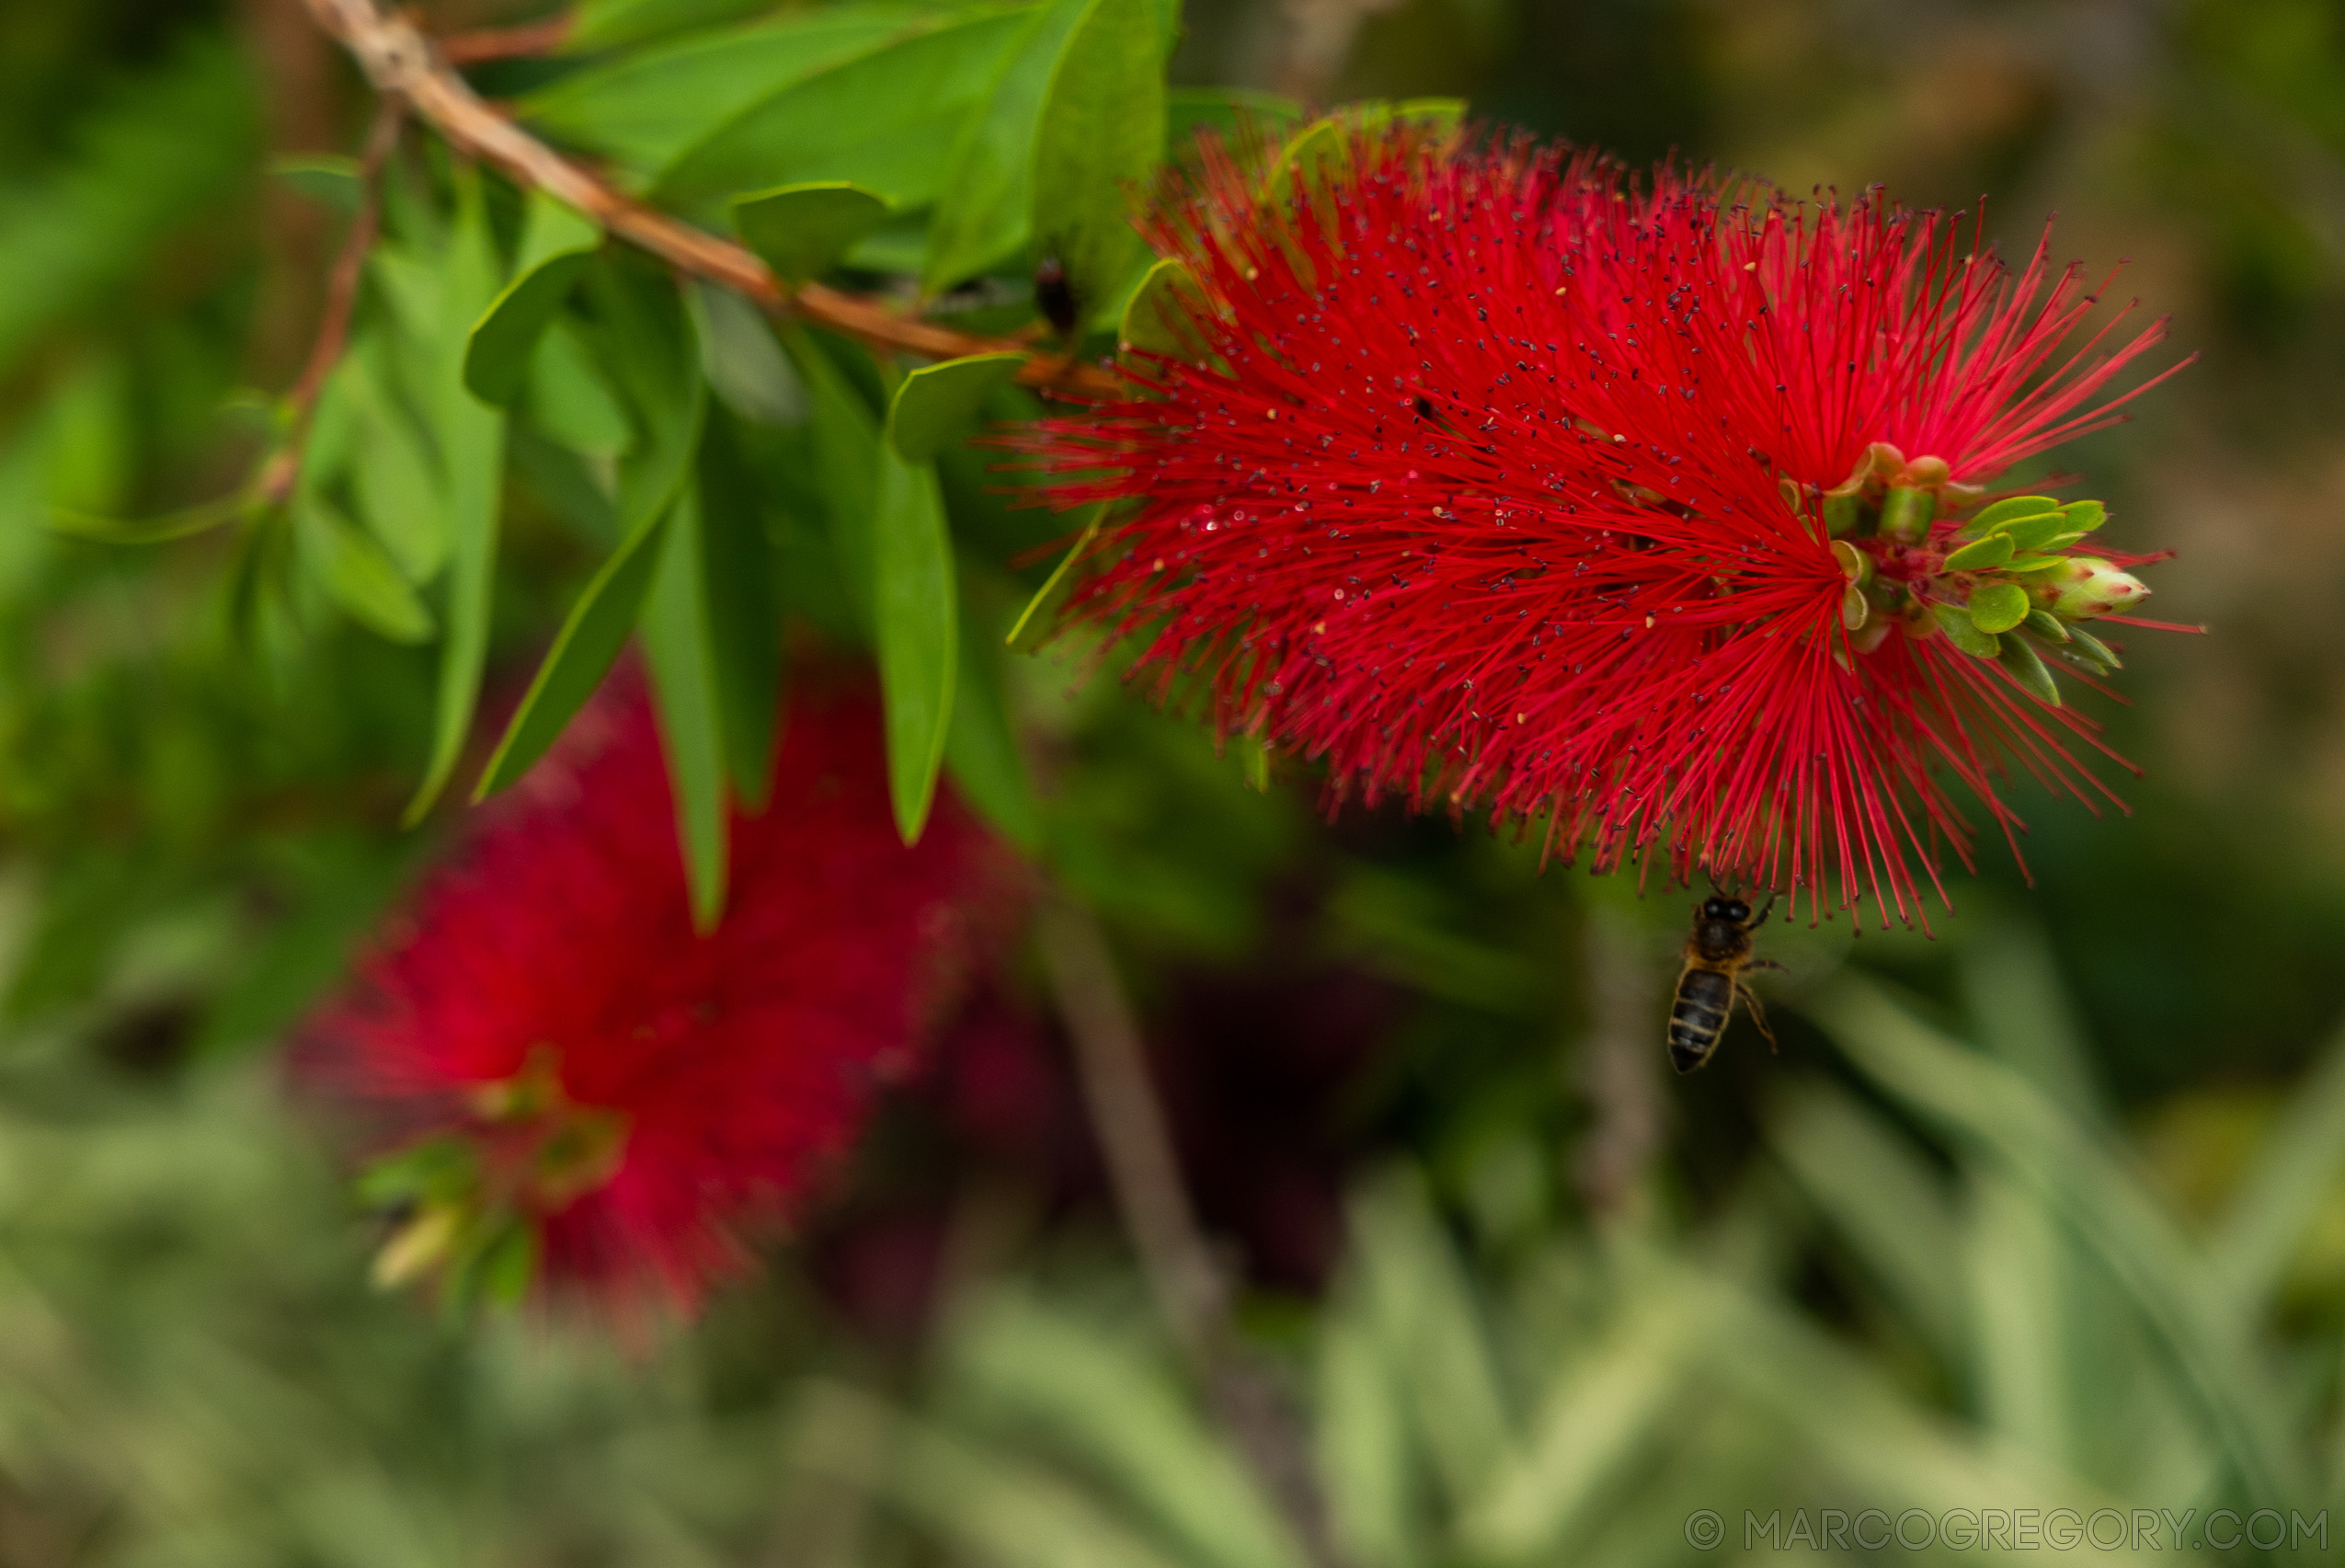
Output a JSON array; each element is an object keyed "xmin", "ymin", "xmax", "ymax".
[{"xmin": 1702, "ymin": 897, "xmax": 1749, "ymax": 923}]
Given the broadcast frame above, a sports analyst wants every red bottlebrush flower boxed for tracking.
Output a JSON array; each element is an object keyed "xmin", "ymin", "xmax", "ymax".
[
  {"xmin": 1032, "ymin": 124, "xmax": 2185, "ymax": 922},
  {"xmin": 305, "ymin": 677, "xmax": 1007, "ymax": 1318}
]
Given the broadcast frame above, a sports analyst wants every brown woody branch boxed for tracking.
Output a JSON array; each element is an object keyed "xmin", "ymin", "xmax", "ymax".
[{"xmin": 295, "ymin": 0, "xmax": 1120, "ymax": 398}]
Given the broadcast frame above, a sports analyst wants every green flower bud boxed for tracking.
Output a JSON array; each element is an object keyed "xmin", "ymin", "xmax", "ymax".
[
  {"xmin": 2034, "ymin": 555, "xmax": 2148, "ymax": 620},
  {"xmin": 1878, "ymin": 484, "xmax": 1936, "ymax": 544}
]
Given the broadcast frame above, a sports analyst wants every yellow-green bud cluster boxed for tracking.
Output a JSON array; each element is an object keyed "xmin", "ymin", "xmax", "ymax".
[{"xmin": 1805, "ymin": 444, "xmax": 2147, "ymax": 707}]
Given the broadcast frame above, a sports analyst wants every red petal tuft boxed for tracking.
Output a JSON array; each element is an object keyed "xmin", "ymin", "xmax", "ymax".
[{"xmin": 1024, "ymin": 127, "xmax": 2180, "ymax": 923}]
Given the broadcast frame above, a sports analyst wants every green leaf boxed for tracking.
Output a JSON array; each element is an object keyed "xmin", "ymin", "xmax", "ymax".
[
  {"xmin": 2063, "ymin": 624, "xmax": 2122, "ymax": 672},
  {"xmin": 640, "ymin": 483, "xmax": 730, "ymax": 930},
  {"xmin": 1966, "ymin": 580, "xmax": 2030, "ymax": 635},
  {"xmin": 510, "ymin": 425, "xmax": 619, "ymax": 546},
  {"xmin": 690, "ymin": 280, "xmax": 806, "ymax": 427},
  {"xmin": 1995, "ymin": 510, "xmax": 2077, "ymax": 553},
  {"xmin": 875, "ymin": 445, "xmax": 958, "ymax": 842},
  {"xmin": 520, "ymin": 6, "xmax": 926, "ymax": 174},
  {"xmin": 658, "ymin": 10, "xmax": 1038, "ymax": 211},
  {"xmin": 475, "ymin": 262, "xmax": 706, "ymax": 797},
  {"xmin": 1165, "ymin": 86, "xmax": 1303, "ymax": 152},
  {"xmin": 1030, "ymin": 0, "xmax": 1166, "ymax": 309},
  {"xmin": 1119, "ymin": 257, "xmax": 1201, "ymax": 356},
  {"xmin": 355, "ymin": 1135, "xmax": 477, "ymax": 1207},
  {"xmin": 293, "ymin": 492, "xmax": 436, "ymax": 644},
  {"xmin": 785, "ymin": 328, "xmax": 883, "ymax": 631},
  {"xmin": 477, "ymin": 509, "xmax": 679, "ymax": 797},
  {"xmin": 1997, "ymin": 632, "xmax": 2061, "ymax": 705},
  {"xmin": 1005, "ymin": 505, "xmax": 1101, "ymax": 651},
  {"xmin": 922, "ymin": 0, "xmax": 1091, "ymax": 292},
  {"xmin": 1931, "ymin": 603, "xmax": 2000, "ymax": 658},
  {"xmin": 463, "ymin": 189, "xmax": 601, "ymax": 406},
  {"xmin": 406, "ymin": 170, "xmax": 509, "ymax": 825},
  {"xmin": 522, "ymin": 317, "xmax": 634, "ymax": 459},
  {"xmin": 697, "ymin": 412, "xmax": 782, "ymax": 808},
  {"xmin": 1262, "ymin": 118, "xmax": 1344, "ymax": 210},
  {"xmin": 1940, "ymin": 532, "xmax": 2014, "ymax": 571},
  {"xmin": 944, "ymin": 594, "xmax": 1041, "ymax": 852},
  {"xmin": 887, "ymin": 351, "xmax": 1025, "ymax": 463},
  {"xmin": 47, "ymin": 494, "xmax": 246, "ymax": 544},
  {"xmin": 342, "ymin": 336, "xmax": 449, "ymax": 581},
  {"xmin": 731, "ymin": 180, "xmax": 892, "ymax": 286},
  {"xmin": 2058, "ymin": 498, "xmax": 2107, "ymax": 532},
  {"xmin": 269, "ymin": 153, "xmax": 362, "ymax": 214},
  {"xmin": 1957, "ymin": 495, "xmax": 2063, "ymax": 538},
  {"xmin": 566, "ymin": 0, "xmax": 772, "ymax": 53}
]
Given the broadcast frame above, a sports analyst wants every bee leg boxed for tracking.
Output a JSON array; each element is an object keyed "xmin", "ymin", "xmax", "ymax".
[
  {"xmin": 1740, "ymin": 982, "xmax": 1779, "ymax": 1053},
  {"xmin": 1748, "ymin": 957, "xmax": 1788, "ymax": 973},
  {"xmin": 1752, "ymin": 892, "xmax": 1777, "ymax": 925}
]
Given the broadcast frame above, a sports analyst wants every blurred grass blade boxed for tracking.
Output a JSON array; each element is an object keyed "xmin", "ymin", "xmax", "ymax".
[
  {"xmin": 1965, "ymin": 1168, "xmax": 2075, "ymax": 1470},
  {"xmin": 1347, "ymin": 1170, "xmax": 1514, "ymax": 1516},
  {"xmin": 1666, "ymin": 1252, "xmax": 2175, "ymax": 1563},
  {"xmin": 2211, "ymin": 1010, "xmax": 2345, "ymax": 1323},
  {"xmin": 1313, "ymin": 1315, "xmax": 1419, "ymax": 1568},
  {"xmin": 1767, "ymin": 1080, "xmax": 1966, "ymax": 1367},
  {"xmin": 1810, "ymin": 976, "xmax": 2305, "ymax": 1510},
  {"xmin": 1958, "ymin": 924, "xmax": 2106, "ymax": 1125},
  {"xmin": 1459, "ymin": 1289, "xmax": 1699, "ymax": 1562},
  {"xmin": 948, "ymin": 1290, "xmax": 1307, "ymax": 1568},
  {"xmin": 788, "ymin": 1379, "xmax": 1187, "ymax": 1568},
  {"xmin": 640, "ymin": 483, "xmax": 729, "ymax": 931},
  {"xmin": 406, "ymin": 168, "xmax": 509, "ymax": 825}
]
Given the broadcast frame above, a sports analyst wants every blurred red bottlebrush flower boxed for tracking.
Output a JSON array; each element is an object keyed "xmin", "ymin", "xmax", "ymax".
[
  {"xmin": 303, "ymin": 678, "xmax": 1007, "ymax": 1317},
  {"xmin": 1029, "ymin": 123, "xmax": 2187, "ymax": 922}
]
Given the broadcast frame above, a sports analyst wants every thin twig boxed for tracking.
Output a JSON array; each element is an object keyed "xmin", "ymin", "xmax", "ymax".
[
  {"xmin": 294, "ymin": 0, "xmax": 1119, "ymax": 397},
  {"xmin": 438, "ymin": 14, "xmax": 574, "ymax": 64},
  {"xmin": 1034, "ymin": 893, "xmax": 1351, "ymax": 1568},
  {"xmin": 261, "ymin": 98, "xmax": 404, "ymax": 505},
  {"xmin": 1034, "ymin": 894, "xmax": 1225, "ymax": 1358},
  {"xmin": 1575, "ymin": 905, "xmax": 1664, "ymax": 1215}
]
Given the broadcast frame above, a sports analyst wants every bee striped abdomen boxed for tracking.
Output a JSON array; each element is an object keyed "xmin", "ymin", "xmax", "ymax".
[{"xmin": 1668, "ymin": 967, "xmax": 1735, "ymax": 1074}]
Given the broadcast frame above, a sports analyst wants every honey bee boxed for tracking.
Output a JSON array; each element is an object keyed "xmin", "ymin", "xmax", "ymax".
[{"xmin": 1667, "ymin": 893, "xmax": 1783, "ymax": 1073}]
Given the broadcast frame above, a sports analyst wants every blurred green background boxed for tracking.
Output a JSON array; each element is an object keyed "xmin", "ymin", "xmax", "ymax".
[{"xmin": 3, "ymin": 0, "xmax": 2345, "ymax": 1562}]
